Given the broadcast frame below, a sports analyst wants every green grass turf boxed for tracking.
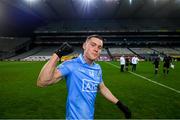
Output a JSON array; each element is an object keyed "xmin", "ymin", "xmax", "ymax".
[{"xmin": 0, "ymin": 61, "xmax": 180, "ymax": 119}]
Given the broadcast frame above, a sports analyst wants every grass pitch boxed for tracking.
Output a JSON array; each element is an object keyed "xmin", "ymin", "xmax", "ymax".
[{"xmin": 0, "ymin": 61, "xmax": 180, "ymax": 119}]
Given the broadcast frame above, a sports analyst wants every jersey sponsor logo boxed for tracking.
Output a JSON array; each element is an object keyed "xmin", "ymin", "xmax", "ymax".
[{"xmin": 82, "ymin": 79, "xmax": 99, "ymax": 92}]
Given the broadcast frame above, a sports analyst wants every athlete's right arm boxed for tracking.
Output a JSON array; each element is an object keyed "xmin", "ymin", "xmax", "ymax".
[
  {"xmin": 37, "ymin": 53, "xmax": 62, "ymax": 87},
  {"xmin": 37, "ymin": 42, "xmax": 74, "ymax": 87}
]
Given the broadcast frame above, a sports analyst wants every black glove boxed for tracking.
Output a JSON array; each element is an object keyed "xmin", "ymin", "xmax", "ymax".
[
  {"xmin": 55, "ymin": 42, "xmax": 74, "ymax": 58},
  {"xmin": 116, "ymin": 101, "xmax": 132, "ymax": 119}
]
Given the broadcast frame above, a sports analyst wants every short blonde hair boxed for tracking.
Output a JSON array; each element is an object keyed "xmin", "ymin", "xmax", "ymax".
[{"xmin": 86, "ymin": 35, "xmax": 104, "ymax": 42}]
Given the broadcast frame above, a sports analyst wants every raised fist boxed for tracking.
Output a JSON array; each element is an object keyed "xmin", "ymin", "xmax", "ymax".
[{"xmin": 55, "ymin": 42, "xmax": 74, "ymax": 58}]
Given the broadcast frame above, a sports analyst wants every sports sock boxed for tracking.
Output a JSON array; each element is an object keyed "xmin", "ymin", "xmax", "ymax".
[
  {"xmin": 155, "ymin": 70, "xmax": 158, "ymax": 74},
  {"xmin": 163, "ymin": 69, "xmax": 165, "ymax": 74}
]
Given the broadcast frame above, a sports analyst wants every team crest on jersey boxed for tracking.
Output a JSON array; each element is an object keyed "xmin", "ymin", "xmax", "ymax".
[
  {"xmin": 89, "ymin": 70, "xmax": 94, "ymax": 77},
  {"xmin": 82, "ymin": 79, "xmax": 99, "ymax": 92}
]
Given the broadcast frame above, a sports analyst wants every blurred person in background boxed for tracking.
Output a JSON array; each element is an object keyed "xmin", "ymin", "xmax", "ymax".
[
  {"xmin": 163, "ymin": 54, "xmax": 172, "ymax": 76},
  {"xmin": 131, "ymin": 55, "xmax": 139, "ymax": 72},
  {"xmin": 153, "ymin": 55, "xmax": 160, "ymax": 75},
  {"xmin": 120, "ymin": 55, "xmax": 125, "ymax": 72}
]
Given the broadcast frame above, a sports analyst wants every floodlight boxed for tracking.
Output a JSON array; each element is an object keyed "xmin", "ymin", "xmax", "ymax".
[
  {"xmin": 85, "ymin": 0, "xmax": 94, "ymax": 3},
  {"xmin": 129, "ymin": 0, "xmax": 132, "ymax": 5},
  {"xmin": 25, "ymin": 0, "xmax": 37, "ymax": 3},
  {"xmin": 25, "ymin": 0, "xmax": 40, "ymax": 5}
]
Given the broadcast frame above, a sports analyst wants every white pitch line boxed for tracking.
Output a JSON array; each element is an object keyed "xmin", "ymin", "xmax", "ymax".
[{"xmin": 105, "ymin": 62, "xmax": 180, "ymax": 94}]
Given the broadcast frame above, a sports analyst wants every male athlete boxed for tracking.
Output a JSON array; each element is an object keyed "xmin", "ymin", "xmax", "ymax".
[
  {"xmin": 163, "ymin": 54, "xmax": 172, "ymax": 75},
  {"xmin": 37, "ymin": 35, "xmax": 131, "ymax": 119},
  {"xmin": 153, "ymin": 55, "xmax": 160, "ymax": 75}
]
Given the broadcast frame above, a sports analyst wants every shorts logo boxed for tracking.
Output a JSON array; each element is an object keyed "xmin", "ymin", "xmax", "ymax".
[{"xmin": 82, "ymin": 79, "xmax": 99, "ymax": 92}]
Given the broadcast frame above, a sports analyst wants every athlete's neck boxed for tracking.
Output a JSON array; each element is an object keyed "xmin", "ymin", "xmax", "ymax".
[{"xmin": 83, "ymin": 55, "xmax": 94, "ymax": 65}]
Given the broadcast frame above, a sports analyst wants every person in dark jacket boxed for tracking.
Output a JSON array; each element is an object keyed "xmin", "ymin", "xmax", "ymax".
[{"xmin": 163, "ymin": 55, "xmax": 172, "ymax": 75}]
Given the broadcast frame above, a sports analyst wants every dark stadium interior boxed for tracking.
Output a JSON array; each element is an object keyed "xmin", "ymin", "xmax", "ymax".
[
  {"xmin": 0, "ymin": 0, "xmax": 180, "ymax": 60},
  {"xmin": 0, "ymin": 0, "xmax": 180, "ymax": 36}
]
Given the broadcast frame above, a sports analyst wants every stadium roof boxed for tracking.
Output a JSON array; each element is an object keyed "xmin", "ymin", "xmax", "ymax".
[{"xmin": 0, "ymin": 0, "xmax": 180, "ymax": 36}]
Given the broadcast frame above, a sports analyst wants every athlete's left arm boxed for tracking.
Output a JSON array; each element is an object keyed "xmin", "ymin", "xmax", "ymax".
[
  {"xmin": 99, "ymin": 82, "xmax": 132, "ymax": 119},
  {"xmin": 99, "ymin": 82, "xmax": 118, "ymax": 104}
]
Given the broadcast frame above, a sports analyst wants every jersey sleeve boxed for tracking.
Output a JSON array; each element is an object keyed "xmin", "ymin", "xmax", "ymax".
[{"xmin": 57, "ymin": 61, "xmax": 71, "ymax": 76}]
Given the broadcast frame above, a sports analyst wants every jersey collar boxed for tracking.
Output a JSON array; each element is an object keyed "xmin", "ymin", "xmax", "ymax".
[{"xmin": 79, "ymin": 54, "xmax": 95, "ymax": 66}]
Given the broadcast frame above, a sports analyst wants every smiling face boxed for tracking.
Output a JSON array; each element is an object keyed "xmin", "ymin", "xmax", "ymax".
[{"xmin": 83, "ymin": 36, "xmax": 103, "ymax": 64}]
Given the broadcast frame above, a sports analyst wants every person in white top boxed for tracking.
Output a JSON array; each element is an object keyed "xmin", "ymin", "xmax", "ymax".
[
  {"xmin": 120, "ymin": 55, "xmax": 125, "ymax": 72},
  {"xmin": 131, "ymin": 55, "xmax": 139, "ymax": 72}
]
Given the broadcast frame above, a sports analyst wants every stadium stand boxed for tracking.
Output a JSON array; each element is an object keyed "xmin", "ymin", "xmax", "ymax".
[
  {"xmin": 0, "ymin": 37, "xmax": 30, "ymax": 51},
  {"xmin": 109, "ymin": 48, "xmax": 134, "ymax": 56},
  {"xmin": 21, "ymin": 46, "xmax": 82, "ymax": 61},
  {"xmin": 108, "ymin": 47, "xmax": 134, "ymax": 61},
  {"xmin": 99, "ymin": 48, "xmax": 111, "ymax": 61},
  {"xmin": 0, "ymin": 37, "xmax": 31, "ymax": 59},
  {"xmin": 151, "ymin": 47, "xmax": 180, "ymax": 60},
  {"xmin": 100, "ymin": 48, "xmax": 108, "ymax": 55},
  {"xmin": 1, "ymin": 19, "xmax": 180, "ymax": 61},
  {"xmin": 9, "ymin": 47, "xmax": 42, "ymax": 60},
  {"xmin": 151, "ymin": 47, "xmax": 180, "ymax": 55},
  {"xmin": 130, "ymin": 48, "xmax": 154, "ymax": 55},
  {"xmin": 129, "ymin": 48, "xmax": 156, "ymax": 60},
  {"xmin": 35, "ymin": 20, "xmax": 180, "ymax": 33}
]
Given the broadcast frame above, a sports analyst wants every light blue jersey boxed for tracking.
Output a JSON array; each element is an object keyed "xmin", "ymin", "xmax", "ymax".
[{"xmin": 57, "ymin": 54, "xmax": 103, "ymax": 119}]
